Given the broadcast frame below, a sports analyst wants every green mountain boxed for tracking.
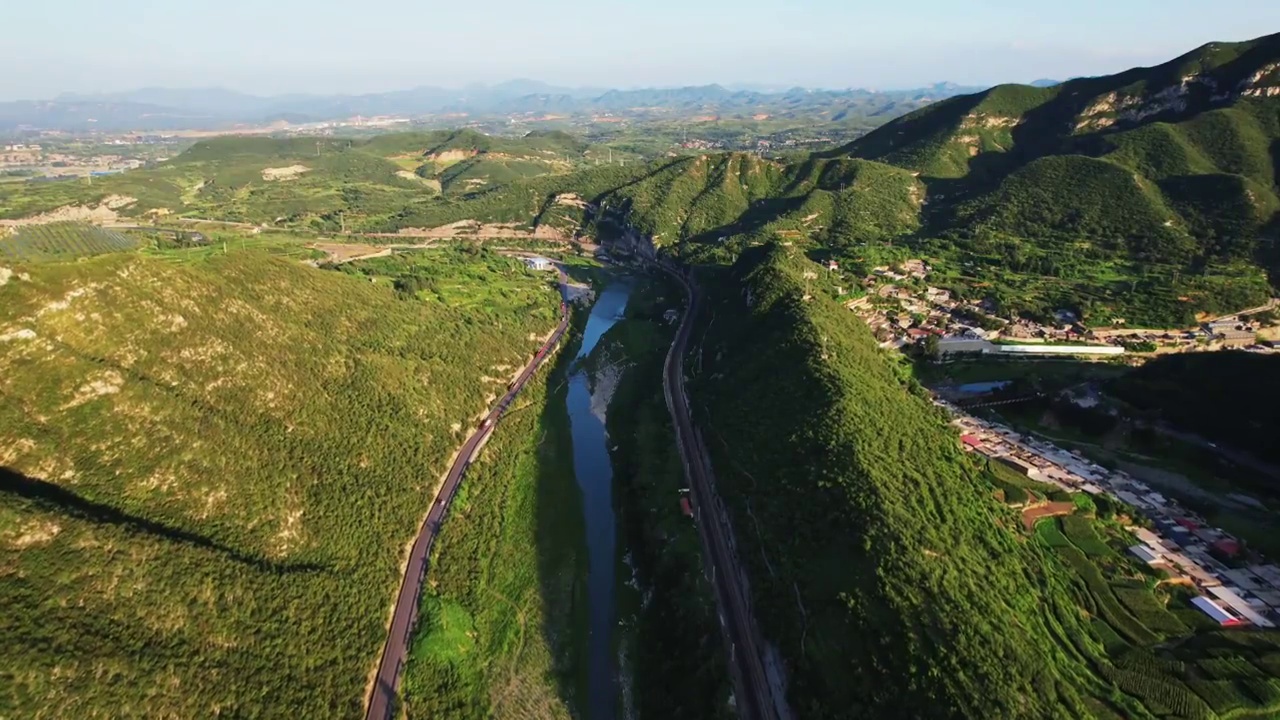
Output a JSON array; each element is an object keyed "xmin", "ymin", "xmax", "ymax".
[
  {"xmin": 0, "ymin": 246, "xmax": 563, "ymax": 716},
  {"xmin": 0, "ymin": 130, "xmax": 598, "ymax": 229},
  {"xmin": 693, "ymin": 245, "xmax": 1280, "ymax": 719},
  {"xmin": 812, "ymin": 33, "xmax": 1280, "ymax": 324},
  {"xmin": 5, "ymin": 36, "xmax": 1280, "ymax": 325}
]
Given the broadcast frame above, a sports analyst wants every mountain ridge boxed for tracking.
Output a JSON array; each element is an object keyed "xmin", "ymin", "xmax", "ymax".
[{"xmin": 4, "ymin": 81, "xmax": 989, "ymax": 132}]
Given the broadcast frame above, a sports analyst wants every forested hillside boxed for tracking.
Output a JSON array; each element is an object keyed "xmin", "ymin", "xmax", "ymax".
[
  {"xmin": 692, "ymin": 245, "xmax": 1101, "ymax": 717},
  {"xmin": 5, "ymin": 34, "xmax": 1280, "ymax": 326},
  {"xmin": 1109, "ymin": 351, "xmax": 1280, "ymax": 465},
  {"xmin": 0, "ymin": 248, "xmax": 561, "ymax": 716},
  {"xmin": 690, "ymin": 245, "xmax": 1280, "ymax": 718}
]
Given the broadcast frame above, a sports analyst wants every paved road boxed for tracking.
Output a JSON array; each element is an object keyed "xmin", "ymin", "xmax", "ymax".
[
  {"xmin": 364, "ymin": 275, "xmax": 571, "ymax": 720},
  {"xmin": 658, "ymin": 263, "xmax": 780, "ymax": 720}
]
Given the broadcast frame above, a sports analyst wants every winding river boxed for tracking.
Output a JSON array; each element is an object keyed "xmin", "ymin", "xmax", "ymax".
[{"xmin": 566, "ymin": 278, "xmax": 632, "ymax": 720}]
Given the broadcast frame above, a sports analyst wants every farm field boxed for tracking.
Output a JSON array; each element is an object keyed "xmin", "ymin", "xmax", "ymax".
[
  {"xmin": 0, "ymin": 222, "xmax": 137, "ymax": 260},
  {"xmin": 1034, "ymin": 507, "xmax": 1280, "ymax": 719}
]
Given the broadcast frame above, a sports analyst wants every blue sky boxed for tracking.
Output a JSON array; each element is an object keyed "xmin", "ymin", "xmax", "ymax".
[{"xmin": 3, "ymin": 0, "xmax": 1279, "ymax": 100}]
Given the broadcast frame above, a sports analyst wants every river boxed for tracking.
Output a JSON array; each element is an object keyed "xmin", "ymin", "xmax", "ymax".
[{"xmin": 566, "ymin": 278, "xmax": 632, "ymax": 720}]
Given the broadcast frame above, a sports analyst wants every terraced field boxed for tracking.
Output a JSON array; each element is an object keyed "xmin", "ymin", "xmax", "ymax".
[{"xmin": 0, "ymin": 222, "xmax": 137, "ymax": 260}]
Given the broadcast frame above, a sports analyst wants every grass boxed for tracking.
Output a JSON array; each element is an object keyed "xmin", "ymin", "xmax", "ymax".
[
  {"xmin": 1061, "ymin": 514, "xmax": 1115, "ymax": 557},
  {"xmin": 1035, "ymin": 518, "xmax": 1072, "ymax": 548}
]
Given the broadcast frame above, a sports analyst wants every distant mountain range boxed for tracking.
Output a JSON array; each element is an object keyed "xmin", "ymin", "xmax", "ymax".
[{"xmin": 0, "ymin": 80, "xmax": 990, "ymax": 133}]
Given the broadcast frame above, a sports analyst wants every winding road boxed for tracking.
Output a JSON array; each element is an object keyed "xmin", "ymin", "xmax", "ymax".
[
  {"xmin": 659, "ymin": 263, "xmax": 782, "ymax": 720},
  {"xmin": 364, "ymin": 272, "xmax": 570, "ymax": 720}
]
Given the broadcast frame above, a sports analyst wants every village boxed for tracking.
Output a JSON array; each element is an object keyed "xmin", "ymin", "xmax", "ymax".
[
  {"xmin": 836, "ymin": 257, "xmax": 1280, "ymax": 358},
  {"xmin": 0, "ymin": 142, "xmax": 149, "ymax": 179},
  {"xmin": 947, "ymin": 402, "xmax": 1280, "ymax": 630}
]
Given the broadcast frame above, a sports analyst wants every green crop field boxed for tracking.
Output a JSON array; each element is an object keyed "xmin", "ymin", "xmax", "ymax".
[{"xmin": 1, "ymin": 222, "xmax": 138, "ymax": 260}]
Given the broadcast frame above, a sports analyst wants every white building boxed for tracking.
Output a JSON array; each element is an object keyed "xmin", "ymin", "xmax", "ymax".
[
  {"xmin": 523, "ymin": 256, "xmax": 553, "ymax": 271},
  {"xmin": 1209, "ymin": 586, "xmax": 1276, "ymax": 628},
  {"xmin": 1192, "ymin": 597, "xmax": 1240, "ymax": 626}
]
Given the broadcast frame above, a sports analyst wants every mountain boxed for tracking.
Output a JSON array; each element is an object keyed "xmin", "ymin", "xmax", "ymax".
[
  {"xmin": 7, "ymin": 33, "xmax": 1280, "ymax": 327},
  {"xmin": 0, "ymin": 247, "xmax": 563, "ymax": 717},
  {"xmin": 818, "ymin": 31, "xmax": 1280, "ymax": 325},
  {"xmin": 693, "ymin": 245, "xmax": 1108, "ymax": 717},
  {"xmin": 1029, "ymin": 78, "xmax": 1061, "ymax": 87},
  {"xmin": 0, "ymin": 81, "xmax": 985, "ymax": 132},
  {"xmin": 0, "ymin": 130, "xmax": 604, "ymax": 231}
]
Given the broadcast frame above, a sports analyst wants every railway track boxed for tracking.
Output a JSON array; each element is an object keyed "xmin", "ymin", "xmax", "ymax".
[
  {"xmin": 364, "ymin": 273, "xmax": 570, "ymax": 720},
  {"xmin": 659, "ymin": 263, "xmax": 780, "ymax": 720}
]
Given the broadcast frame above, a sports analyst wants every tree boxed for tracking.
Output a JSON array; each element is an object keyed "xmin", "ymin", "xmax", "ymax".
[{"xmin": 923, "ymin": 334, "xmax": 941, "ymax": 361}]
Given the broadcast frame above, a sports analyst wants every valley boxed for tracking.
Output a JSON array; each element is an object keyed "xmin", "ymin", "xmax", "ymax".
[{"xmin": 4, "ymin": 26, "xmax": 1280, "ymax": 720}]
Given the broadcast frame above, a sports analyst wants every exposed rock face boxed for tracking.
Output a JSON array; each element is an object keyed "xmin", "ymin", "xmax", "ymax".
[
  {"xmin": 1074, "ymin": 65, "xmax": 1280, "ymax": 132},
  {"xmin": 608, "ymin": 225, "xmax": 657, "ymax": 260},
  {"xmin": 961, "ymin": 114, "xmax": 1019, "ymax": 129}
]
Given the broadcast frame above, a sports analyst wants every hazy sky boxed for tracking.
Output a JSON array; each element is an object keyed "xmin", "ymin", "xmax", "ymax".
[{"xmin": 3, "ymin": 0, "xmax": 1279, "ymax": 100}]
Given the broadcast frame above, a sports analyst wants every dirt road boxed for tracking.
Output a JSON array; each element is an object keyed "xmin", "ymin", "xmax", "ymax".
[{"xmin": 364, "ymin": 274, "xmax": 570, "ymax": 720}]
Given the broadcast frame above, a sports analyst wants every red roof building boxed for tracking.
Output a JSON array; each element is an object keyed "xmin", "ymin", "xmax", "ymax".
[
  {"xmin": 961, "ymin": 434, "xmax": 983, "ymax": 449},
  {"xmin": 1212, "ymin": 538, "xmax": 1242, "ymax": 558},
  {"xmin": 680, "ymin": 496, "xmax": 693, "ymax": 518}
]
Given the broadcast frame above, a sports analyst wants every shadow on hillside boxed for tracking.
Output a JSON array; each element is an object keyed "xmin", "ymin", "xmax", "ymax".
[
  {"xmin": 530, "ymin": 310, "xmax": 592, "ymax": 715},
  {"xmin": 0, "ymin": 466, "xmax": 330, "ymax": 574}
]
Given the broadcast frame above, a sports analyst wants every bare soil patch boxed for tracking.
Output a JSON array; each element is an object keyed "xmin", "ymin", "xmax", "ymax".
[
  {"xmin": 0, "ymin": 195, "xmax": 137, "ymax": 227},
  {"xmin": 307, "ymin": 242, "xmax": 391, "ymax": 264},
  {"xmin": 261, "ymin": 165, "xmax": 311, "ymax": 182},
  {"xmin": 1021, "ymin": 501, "xmax": 1075, "ymax": 531}
]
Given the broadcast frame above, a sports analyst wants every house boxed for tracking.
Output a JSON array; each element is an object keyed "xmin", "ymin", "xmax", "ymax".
[
  {"xmin": 1191, "ymin": 597, "xmax": 1242, "ymax": 626},
  {"xmin": 1209, "ymin": 586, "xmax": 1276, "ymax": 627},
  {"xmin": 1212, "ymin": 538, "xmax": 1242, "ymax": 558},
  {"xmin": 997, "ymin": 455, "xmax": 1042, "ymax": 479},
  {"xmin": 523, "ymin": 256, "xmax": 553, "ymax": 271},
  {"xmin": 1217, "ymin": 328, "xmax": 1256, "ymax": 347},
  {"xmin": 1130, "ymin": 545, "xmax": 1163, "ymax": 565}
]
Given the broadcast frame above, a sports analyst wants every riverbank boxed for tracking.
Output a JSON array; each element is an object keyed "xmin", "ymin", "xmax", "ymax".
[{"xmin": 585, "ymin": 270, "xmax": 734, "ymax": 720}]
